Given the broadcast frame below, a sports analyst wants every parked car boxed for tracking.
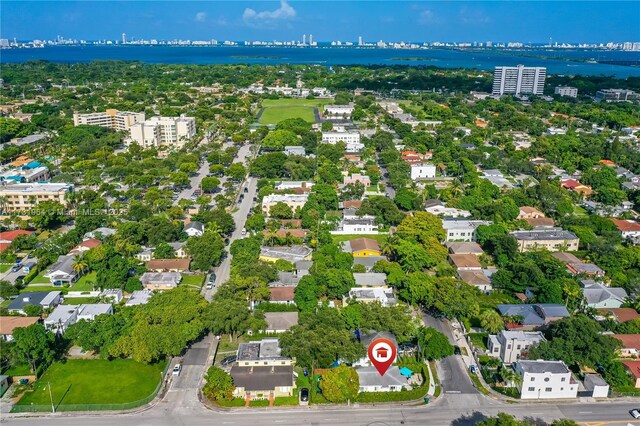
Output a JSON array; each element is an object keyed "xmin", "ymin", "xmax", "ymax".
[
  {"xmin": 631, "ymin": 409, "xmax": 640, "ymax": 419},
  {"xmin": 205, "ymin": 283, "xmax": 213, "ymax": 290},
  {"xmin": 11, "ymin": 264, "xmax": 21, "ymax": 273},
  {"xmin": 453, "ymin": 346, "xmax": 461, "ymax": 355},
  {"xmin": 243, "ymin": 187, "xmax": 249, "ymax": 193},
  {"xmin": 241, "ymin": 228, "xmax": 246, "ymax": 235},
  {"xmin": 172, "ymin": 364, "xmax": 182, "ymax": 376},
  {"xmin": 300, "ymin": 388, "xmax": 309, "ymax": 402},
  {"xmin": 221, "ymin": 356, "xmax": 236, "ymax": 366}
]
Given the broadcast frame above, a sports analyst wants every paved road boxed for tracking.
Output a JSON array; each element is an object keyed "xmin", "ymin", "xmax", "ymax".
[
  {"xmin": 5, "ymin": 400, "xmax": 639, "ymax": 425},
  {"xmin": 422, "ymin": 312, "xmax": 477, "ymax": 395},
  {"xmin": 173, "ymin": 160, "xmax": 210, "ymax": 206},
  {"xmin": 378, "ymin": 163, "xmax": 396, "ymax": 199}
]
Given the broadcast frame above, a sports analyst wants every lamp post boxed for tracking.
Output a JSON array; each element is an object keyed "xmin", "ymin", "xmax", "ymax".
[{"xmin": 48, "ymin": 381, "xmax": 55, "ymax": 413}]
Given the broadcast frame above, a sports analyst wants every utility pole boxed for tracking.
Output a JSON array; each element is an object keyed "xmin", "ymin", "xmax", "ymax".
[{"xmin": 48, "ymin": 381, "xmax": 55, "ymax": 413}]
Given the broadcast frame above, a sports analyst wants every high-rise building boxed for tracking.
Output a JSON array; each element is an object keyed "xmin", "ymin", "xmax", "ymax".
[
  {"xmin": 486, "ymin": 41, "xmax": 493, "ymax": 47},
  {"xmin": 358, "ymin": 36, "xmax": 363, "ymax": 46},
  {"xmin": 122, "ymin": 33, "xmax": 126, "ymax": 44},
  {"xmin": 492, "ymin": 65, "xmax": 546, "ymax": 96},
  {"xmin": 302, "ymin": 34, "xmax": 306, "ymax": 45},
  {"xmin": 129, "ymin": 115, "xmax": 196, "ymax": 148},
  {"xmin": 73, "ymin": 109, "xmax": 145, "ymax": 131},
  {"xmin": 309, "ymin": 34, "xmax": 313, "ymax": 46}
]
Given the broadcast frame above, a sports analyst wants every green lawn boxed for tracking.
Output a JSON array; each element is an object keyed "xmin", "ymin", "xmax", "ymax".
[
  {"xmin": 258, "ymin": 98, "xmax": 329, "ymax": 124},
  {"xmin": 3, "ymin": 364, "xmax": 32, "ymax": 376},
  {"xmin": 20, "ymin": 285, "xmax": 67, "ymax": 294},
  {"xmin": 72, "ymin": 272, "xmax": 97, "ymax": 291},
  {"xmin": 0, "ymin": 264, "xmax": 11, "ymax": 273},
  {"xmin": 331, "ymin": 234, "xmax": 388, "ymax": 245},
  {"xmin": 468, "ymin": 332, "xmax": 489, "ymax": 350},
  {"xmin": 62, "ymin": 297, "xmax": 98, "ymax": 305},
  {"xmin": 29, "ymin": 271, "xmax": 50, "ymax": 284},
  {"xmin": 181, "ymin": 274, "xmax": 204, "ymax": 288},
  {"xmin": 16, "ymin": 359, "xmax": 165, "ymax": 407},
  {"xmin": 573, "ymin": 205, "xmax": 588, "ymax": 216}
]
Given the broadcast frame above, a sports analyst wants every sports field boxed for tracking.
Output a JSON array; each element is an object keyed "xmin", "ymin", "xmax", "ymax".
[
  {"xmin": 15, "ymin": 359, "xmax": 165, "ymax": 407},
  {"xmin": 258, "ymin": 98, "xmax": 329, "ymax": 124}
]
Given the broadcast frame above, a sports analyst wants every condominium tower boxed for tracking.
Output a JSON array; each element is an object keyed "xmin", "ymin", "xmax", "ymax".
[
  {"xmin": 128, "ymin": 115, "xmax": 196, "ymax": 148},
  {"xmin": 492, "ymin": 65, "xmax": 546, "ymax": 96},
  {"xmin": 73, "ymin": 109, "xmax": 145, "ymax": 132}
]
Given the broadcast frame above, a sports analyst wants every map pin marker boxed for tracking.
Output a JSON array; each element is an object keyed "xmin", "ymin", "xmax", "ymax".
[{"xmin": 367, "ymin": 337, "xmax": 397, "ymax": 376}]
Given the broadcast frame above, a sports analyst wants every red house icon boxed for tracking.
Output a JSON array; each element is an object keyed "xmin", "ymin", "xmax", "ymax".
[{"xmin": 376, "ymin": 347, "xmax": 388, "ymax": 358}]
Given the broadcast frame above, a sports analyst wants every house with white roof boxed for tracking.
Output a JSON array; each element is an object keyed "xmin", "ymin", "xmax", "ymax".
[
  {"xmin": 184, "ymin": 221, "xmax": 205, "ymax": 237},
  {"xmin": 515, "ymin": 360, "xmax": 578, "ymax": 400},
  {"xmin": 487, "ymin": 330, "xmax": 546, "ymax": 363},
  {"xmin": 442, "ymin": 220, "xmax": 493, "ymax": 242},
  {"xmin": 582, "ymin": 282, "xmax": 627, "ymax": 309},
  {"xmin": 357, "ymin": 366, "xmax": 407, "ymax": 392}
]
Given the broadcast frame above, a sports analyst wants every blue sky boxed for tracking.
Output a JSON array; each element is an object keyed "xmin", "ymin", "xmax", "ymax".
[{"xmin": 2, "ymin": 1, "xmax": 639, "ymax": 43}]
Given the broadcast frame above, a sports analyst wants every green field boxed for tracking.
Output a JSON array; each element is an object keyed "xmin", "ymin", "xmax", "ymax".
[
  {"xmin": 258, "ymin": 98, "xmax": 328, "ymax": 124},
  {"xmin": 29, "ymin": 271, "xmax": 50, "ymax": 284},
  {"xmin": 0, "ymin": 264, "xmax": 11, "ymax": 273},
  {"xmin": 181, "ymin": 274, "xmax": 204, "ymax": 289},
  {"xmin": 16, "ymin": 359, "xmax": 165, "ymax": 407},
  {"xmin": 73, "ymin": 272, "xmax": 97, "ymax": 291}
]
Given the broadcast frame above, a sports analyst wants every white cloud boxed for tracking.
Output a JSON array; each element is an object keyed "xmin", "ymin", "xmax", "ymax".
[
  {"xmin": 459, "ymin": 8, "xmax": 491, "ymax": 24},
  {"xmin": 243, "ymin": 0, "xmax": 296, "ymax": 28},
  {"xmin": 195, "ymin": 12, "xmax": 207, "ymax": 22}
]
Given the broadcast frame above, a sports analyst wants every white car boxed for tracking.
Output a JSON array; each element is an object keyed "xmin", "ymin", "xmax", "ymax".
[
  {"xmin": 241, "ymin": 228, "xmax": 247, "ymax": 235},
  {"xmin": 172, "ymin": 364, "xmax": 182, "ymax": 376},
  {"xmin": 631, "ymin": 409, "xmax": 640, "ymax": 419}
]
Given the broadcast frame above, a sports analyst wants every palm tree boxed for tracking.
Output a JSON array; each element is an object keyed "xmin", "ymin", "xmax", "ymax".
[
  {"xmin": 479, "ymin": 309, "xmax": 504, "ymax": 334},
  {"xmin": 500, "ymin": 366, "xmax": 522, "ymax": 389},
  {"xmin": 72, "ymin": 255, "xmax": 88, "ymax": 279},
  {"xmin": 381, "ymin": 235, "xmax": 398, "ymax": 260}
]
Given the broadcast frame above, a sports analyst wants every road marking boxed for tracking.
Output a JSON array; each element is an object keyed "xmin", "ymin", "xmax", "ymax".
[
  {"xmin": 274, "ymin": 421, "xmax": 287, "ymax": 423},
  {"xmin": 445, "ymin": 391, "xmax": 461, "ymax": 394},
  {"xmin": 579, "ymin": 412, "xmax": 593, "ymax": 414}
]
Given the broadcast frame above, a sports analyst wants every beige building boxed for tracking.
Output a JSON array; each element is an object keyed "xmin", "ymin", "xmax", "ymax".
[
  {"xmin": 129, "ymin": 115, "xmax": 196, "ymax": 148},
  {"xmin": 0, "ymin": 183, "xmax": 72, "ymax": 212},
  {"xmin": 73, "ymin": 109, "xmax": 145, "ymax": 131},
  {"xmin": 510, "ymin": 228, "xmax": 579, "ymax": 252},
  {"xmin": 261, "ymin": 194, "xmax": 309, "ymax": 216}
]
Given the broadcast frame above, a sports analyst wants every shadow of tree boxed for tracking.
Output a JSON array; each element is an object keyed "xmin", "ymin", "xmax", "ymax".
[{"xmin": 450, "ymin": 411, "xmax": 489, "ymax": 426}]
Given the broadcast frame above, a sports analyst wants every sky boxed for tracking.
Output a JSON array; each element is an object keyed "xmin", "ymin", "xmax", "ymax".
[{"xmin": 2, "ymin": 1, "xmax": 639, "ymax": 43}]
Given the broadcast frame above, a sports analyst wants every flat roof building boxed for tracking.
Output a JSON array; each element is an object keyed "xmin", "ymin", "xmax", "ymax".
[
  {"xmin": 0, "ymin": 182, "xmax": 72, "ymax": 212},
  {"xmin": 492, "ymin": 65, "xmax": 546, "ymax": 96},
  {"xmin": 73, "ymin": 109, "xmax": 145, "ymax": 131},
  {"xmin": 129, "ymin": 115, "xmax": 196, "ymax": 149}
]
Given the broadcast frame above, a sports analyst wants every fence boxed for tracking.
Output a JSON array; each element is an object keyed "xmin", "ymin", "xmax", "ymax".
[{"xmin": 11, "ymin": 362, "xmax": 170, "ymax": 413}]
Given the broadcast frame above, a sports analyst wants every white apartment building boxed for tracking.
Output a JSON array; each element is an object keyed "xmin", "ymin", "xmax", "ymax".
[
  {"xmin": 554, "ymin": 86, "xmax": 578, "ymax": 98},
  {"xmin": 487, "ymin": 330, "xmax": 546, "ymax": 363},
  {"xmin": 410, "ymin": 163, "xmax": 436, "ymax": 180},
  {"xmin": 442, "ymin": 220, "xmax": 493, "ymax": 242},
  {"xmin": 515, "ymin": 360, "xmax": 578, "ymax": 400},
  {"xmin": 262, "ymin": 194, "xmax": 309, "ymax": 216},
  {"xmin": 492, "ymin": 65, "xmax": 546, "ymax": 96},
  {"xmin": 129, "ymin": 115, "xmax": 196, "ymax": 148},
  {"xmin": 324, "ymin": 104, "xmax": 354, "ymax": 118},
  {"xmin": 321, "ymin": 131, "xmax": 361, "ymax": 145},
  {"xmin": 0, "ymin": 182, "xmax": 72, "ymax": 212},
  {"xmin": 73, "ymin": 109, "xmax": 145, "ymax": 131}
]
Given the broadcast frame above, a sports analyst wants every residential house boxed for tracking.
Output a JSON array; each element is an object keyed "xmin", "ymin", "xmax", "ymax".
[
  {"xmin": 135, "ymin": 247, "xmax": 154, "ymax": 262},
  {"xmin": 458, "ymin": 270, "xmax": 493, "ymax": 292},
  {"xmin": 339, "ymin": 200, "xmax": 363, "ymax": 209},
  {"xmin": 140, "ymin": 271, "xmax": 182, "ymax": 290},
  {"xmin": 259, "ymin": 246, "xmax": 312, "ymax": 263},
  {"xmin": 343, "ymin": 173, "xmax": 371, "ymax": 187},
  {"xmin": 610, "ymin": 219, "xmax": 640, "ymax": 241},
  {"xmin": 583, "ymin": 374, "xmax": 610, "ymax": 398},
  {"xmin": 262, "ymin": 194, "xmax": 309, "ymax": 216},
  {"xmin": 43, "ymin": 254, "xmax": 78, "ymax": 285},
  {"xmin": 45, "ymin": 303, "xmax": 113, "ymax": 334},
  {"xmin": 168, "ymin": 242, "xmax": 188, "ymax": 258},
  {"xmin": 515, "ymin": 360, "xmax": 578, "ymax": 400},
  {"xmin": 517, "ymin": 207, "xmax": 545, "ymax": 220},
  {"xmin": 425, "ymin": 200, "xmax": 472, "ymax": 219},
  {"xmin": 497, "ymin": 304, "xmax": 570, "ymax": 330},
  {"xmin": 596, "ymin": 308, "xmax": 640, "ymax": 323},
  {"xmin": 480, "ymin": 170, "xmax": 514, "ymax": 189},
  {"xmin": 560, "ymin": 180, "xmax": 593, "ymax": 200},
  {"xmin": 347, "ymin": 287, "xmax": 397, "ymax": 307},
  {"xmin": 449, "ymin": 254, "xmax": 482, "ymax": 271},
  {"xmin": 0, "ymin": 316, "xmax": 39, "ymax": 341},
  {"xmin": 567, "ymin": 262, "xmax": 605, "ymax": 277},
  {"xmin": 353, "ymin": 273, "xmax": 387, "ymax": 287},
  {"xmin": 0, "ymin": 229, "xmax": 33, "ymax": 253},
  {"xmin": 354, "ymin": 331, "xmax": 397, "ymax": 367},
  {"xmin": 68, "ymin": 238, "xmax": 101, "ymax": 255},
  {"xmin": 283, "ymin": 146, "xmax": 306, "ymax": 156},
  {"xmin": 487, "ymin": 330, "xmax": 546, "ymax": 363},
  {"xmin": 611, "ymin": 334, "xmax": 640, "ymax": 357},
  {"xmin": 410, "ymin": 163, "xmax": 436, "ymax": 180},
  {"xmin": 146, "ymin": 258, "xmax": 190, "ymax": 272},
  {"xmin": 442, "ymin": 220, "xmax": 493, "ymax": 242},
  {"xmin": 447, "ymin": 242, "xmax": 484, "ymax": 255},
  {"xmin": 264, "ymin": 312, "xmax": 299, "ymax": 333},
  {"xmin": 7, "ymin": 291, "xmax": 61, "ymax": 315},
  {"xmin": 622, "ymin": 360, "xmax": 640, "ymax": 388},
  {"xmin": 353, "ymin": 256, "xmax": 387, "ymax": 272},
  {"xmin": 99, "ymin": 288, "xmax": 123, "ymax": 303},
  {"xmin": 184, "ymin": 221, "xmax": 205, "ymax": 237},
  {"xmin": 125, "ymin": 290, "xmax": 154, "ymax": 306},
  {"xmin": 357, "ymin": 366, "xmax": 407, "ymax": 392},
  {"xmin": 342, "ymin": 238, "xmax": 381, "ymax": 257},
  {"xmin": 274, "ymin": 181, "xmax": 314, "ymax": 191},
  {"xmin": 269, "ymin": 286, "xmax": 296, "ymax": 305},
  {"xmin": 84, "ymin": 227, "xmax": 117, "ymax": 240},
  {"xmin": 582, "ymin": 282, "xmax": 627, "ymax": 309},
  {"xmin": 334, "ymin": 210, "xmax": 379, "ymax": 234},
  {"xmin": 321, "ymin": 131, "xmax": 360, "ymax": 145},
  {"xmin": 510, "ymin": 228, "xmax": 579, "ymax": 252}
]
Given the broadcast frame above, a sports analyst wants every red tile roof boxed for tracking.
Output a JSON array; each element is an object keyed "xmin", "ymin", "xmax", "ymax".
[
  {"xmin": 146, "ymin": 258, "xmax": 191, "ymax": 271},
  {"xmin": 270, "ymin": 286, "xmax": 295, "ymax": 302},
  {"xmin": 610, "ymin": 219, "xmax": 640, "ymax": 232},
  {"xmin": 0, "ymin": 229, "xmax": 33, "ymax": 242},
  {"xmin": 597, "ymin": 308, "xmax": 640, "ymax": 323},
  {"xmin": 612, "ymin": 334, "xmax": 640, "ymax": 350},
  {"xmin": 349, "ymin": 238, "xmax": 381, "ymax": 253},
  {"xmin": 0, "ymin": 316, "xmax": 39, "ymax": 335},
  {"xmin": 622, "ymin": 360, "xmax": 640, "ymax": 379}
]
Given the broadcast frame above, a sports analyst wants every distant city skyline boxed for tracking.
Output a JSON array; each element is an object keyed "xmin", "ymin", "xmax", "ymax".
[{"xmin": 2, "ymin": 1, "xmax": 640, "ymax": 43}]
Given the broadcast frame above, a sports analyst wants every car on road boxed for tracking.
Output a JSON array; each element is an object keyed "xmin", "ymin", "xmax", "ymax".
[
  {"xmin": 243, "ymin": 187, "xmax": 249, "ymax": 193},
  {"xmin": 11, "ymin": 264, "xmax": 21, "ymax": 273},
  {"xmin": 453, "ymin": 346, "xmax": 461, "ymax": 355},
  {"xmin": 300, "ymin": 388, "xmax": 309, "ymax": 402},
  {"xmin": 172, "ymin": 364, "xmax": 182, "ymax": 376},
  {"xmin": 205, "ymin": 283, "xmax": 213, "ymax": 290},
  {"xmin": 631, "ymin": 409, "xmax": 640, "ymax": 419},
  {"xmin": 241, "ymin": 228, "xmax": 246, "ymax": 235},
  {"xmin": 221, "ymin": 356, "xmax": 236, "ymax": 366}
]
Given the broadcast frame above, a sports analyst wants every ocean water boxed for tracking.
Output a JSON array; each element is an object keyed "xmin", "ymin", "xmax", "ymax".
[{"xmin": 1, "ymin": 45, "xmax": 639, "ymax": 77}]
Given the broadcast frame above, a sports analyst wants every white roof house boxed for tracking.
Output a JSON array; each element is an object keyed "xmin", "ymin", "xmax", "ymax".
[
  {"xmin": 357, "ymin": 366, "xmax": 407, "ymax": 392},
  {"xmin": 347, "ymin": 287, "xmax": 397, "ymax": 307},
  {"xmin": 442, "ymin": 220, "xmax": 493, "ymax": 242},
  {"xmin": 514, "ymin": 360, "xmax": 578, "ymax": 400},
  {"xmin": 487, "ymin": 330, "xmax": 546, "ymax": 363},
  {"xmin": 582, "ymin": 282, "xmax": 627, "ymax": 309},
  {"xmin": 184, "ymin": 221, "xmax": 205, "ymax": 237},
  {"xmin": 126, "ymin": 290, "xmax": 154, "ymax": 306}
]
